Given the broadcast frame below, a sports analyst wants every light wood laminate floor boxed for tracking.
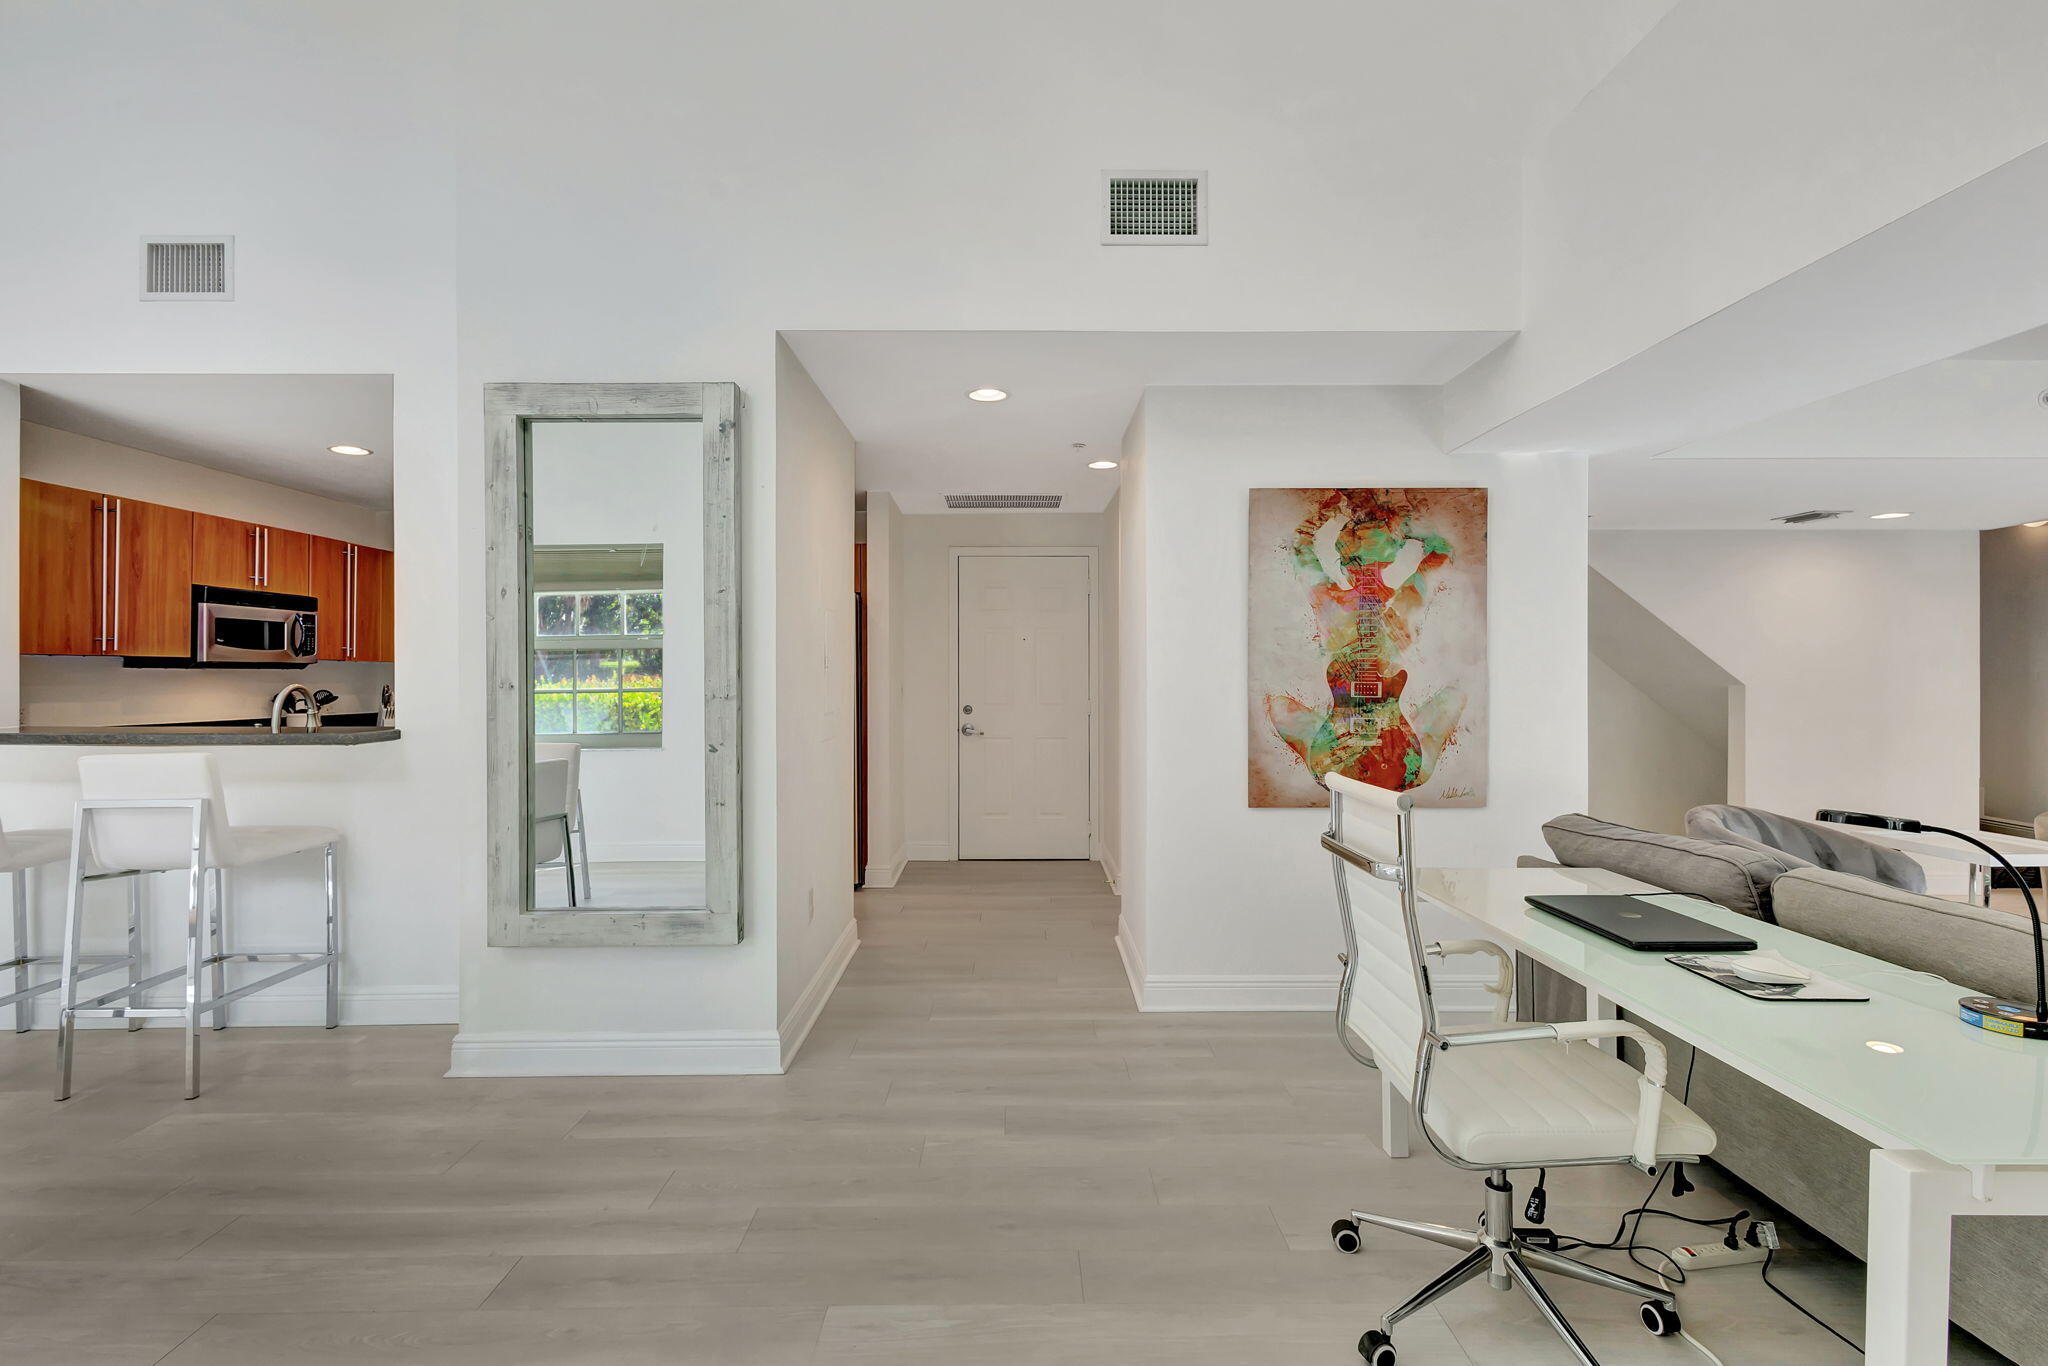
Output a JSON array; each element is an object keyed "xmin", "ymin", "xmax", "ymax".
[{"xmin": 0, "ymin": 860, "xmax": 2008, "ymax": 1364}]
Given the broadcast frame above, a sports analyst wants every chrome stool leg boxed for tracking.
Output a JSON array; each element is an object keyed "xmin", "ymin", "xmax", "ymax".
[
  {"xmin": 323, "ymin": 843, "xmax": 339, "ymax": 1030},
  {"xmin": 53, "ymin": 807, "xmax": 89, "ymax": 1101},
  {"xmin": 208, "ymin": 868, "xmax": 228, "ymax": 1031},
  {"xmin": 125, "ymin": 875, "xmax": 144, "ymax": 1032},
  {"xmin": 11, "ymin": 870, "xmax": 29, "ymax": 1033}
]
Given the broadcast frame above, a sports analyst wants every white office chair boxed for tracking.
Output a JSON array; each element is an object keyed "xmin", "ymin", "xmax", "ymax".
[
  {"xmin": 532, "ymin": 757, "xmax": 577, "ymax": 907},
  {"xmin": 55, "ymin": 753, "xmax": 340, "ymax": 1101},
  {"xmin": 1321, "ymin": 773, "xmax": 1717, "ymax": 1366},
  {"xmin": 533, "ymin": 741, "xmax": 592, "ymax": 900},
  {"xmin": 0, "ymin": 820, "xmax": 144, "ymax": 1033}
]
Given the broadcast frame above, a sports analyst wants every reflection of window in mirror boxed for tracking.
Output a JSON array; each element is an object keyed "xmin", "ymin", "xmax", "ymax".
[{"xmin": 532, "ymin": 547, "xmax": 665, "ymax": 748}]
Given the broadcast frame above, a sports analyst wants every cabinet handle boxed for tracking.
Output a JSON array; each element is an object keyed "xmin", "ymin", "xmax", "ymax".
[
  {"xmin": 250, "ymin": 527, "xmax": 261, "ymax": 583},
  {"xmin": 93, "ymin": 499, "xmax": 108, "ymax": 648},
  {"xmin": 111, "ymin": 498, "xmax": 122, "ymax": 654},
  {"xmin": 261, "ymin": 527, "xmax": 269, "ymax": 586}
]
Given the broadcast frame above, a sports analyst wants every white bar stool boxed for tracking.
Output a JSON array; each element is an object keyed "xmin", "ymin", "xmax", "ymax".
[
  {"xmin": 1, "ymin": 820, "xmax": 145, "ymax": 1033},
  {"xmin": 533, "ymin": 742, "xmax": 592, "ymax": 900},
  {"xmin": 55, "ymin": 753, "xmax": 341, "ymax": 1100}
]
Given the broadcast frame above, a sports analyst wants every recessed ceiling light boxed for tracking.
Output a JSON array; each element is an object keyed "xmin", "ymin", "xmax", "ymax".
[
  {"xmin": 2026, "ymin": 521, "xmax": 2048, "ymax": 528},
  {"xmin": 1869, "ymin": 512, "xmax": 1911, "ymax": 520},
  {"xmin": 327, "ymin": 444, "xmax": 374, "ymax": 457},
  {"xmin": 1087, "ymin": 459, "xmax": 1120, "ymax": 470},
  {"xmin": 1865, "ymin": 1040, "xmax": 1905, "ymax": 1054},
  {"xmin": 965, "ymin": 388, "xmax": 1008, "ymax": 403}
]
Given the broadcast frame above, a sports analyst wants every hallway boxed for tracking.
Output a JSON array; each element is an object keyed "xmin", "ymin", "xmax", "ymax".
[{"xmin": 0, "ymin": 860, "xmax": 1992, "ymax": 1363}]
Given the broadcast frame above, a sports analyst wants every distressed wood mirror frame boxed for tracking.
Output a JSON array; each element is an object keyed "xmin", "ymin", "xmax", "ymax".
[{"xmin": 485, "ymin": 382, "xmax": 741, "ymax": 947}]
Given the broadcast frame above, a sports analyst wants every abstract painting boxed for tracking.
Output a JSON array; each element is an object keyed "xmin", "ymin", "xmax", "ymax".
[{"xmin": 1248, "ymin": 487, "xmax": 1487, "ymax": 807}]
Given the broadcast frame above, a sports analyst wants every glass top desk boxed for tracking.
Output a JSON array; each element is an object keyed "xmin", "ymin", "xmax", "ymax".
[{"xmin": 1417, "ymin": 864, "xmax": 2048, "ymax": 1366}]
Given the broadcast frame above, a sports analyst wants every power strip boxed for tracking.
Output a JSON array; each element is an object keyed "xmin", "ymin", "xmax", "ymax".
[{"xmin": 1667, "ymin": 1239, "xmax": 1767, "ymax": 1272}]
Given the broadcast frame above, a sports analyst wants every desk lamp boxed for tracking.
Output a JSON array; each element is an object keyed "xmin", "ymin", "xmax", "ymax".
[{"xmin": 1816, "ymin": 810, "xmax": 2048, "ymax": 1041}]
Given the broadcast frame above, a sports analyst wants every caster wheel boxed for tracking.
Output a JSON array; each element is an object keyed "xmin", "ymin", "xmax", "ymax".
[
  {"xmin": 1639, "ymin": 1300, "xmax": 1681, "ymax": 1337},
  {"xmin": 1331, "ymin": 1218, "xmax": 1363, "ymax": 1254},
  {"xmin": 1358, "ymin": 1329, "xmax": 1397, "ymax": 1365}
]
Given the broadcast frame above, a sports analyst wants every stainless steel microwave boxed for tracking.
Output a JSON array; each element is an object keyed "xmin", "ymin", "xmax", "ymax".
[{"xmin": 192, "ymin": 585, "xmax": 318, "ymax": 666}]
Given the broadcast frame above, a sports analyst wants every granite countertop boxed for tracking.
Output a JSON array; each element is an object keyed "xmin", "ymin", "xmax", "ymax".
[{"xmin": 0, "ymin": 723, "xmax": 401, "ymax": 746}]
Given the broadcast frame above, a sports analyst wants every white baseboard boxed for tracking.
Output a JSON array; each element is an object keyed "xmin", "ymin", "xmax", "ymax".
[
  {"xmin": 779, "ymin": 917, "xmax": 860, "ymax": 1068},
  {"xmin": 1111, "ymin": 925, "xmax": 1493, "ymax": 1016},
  {"xmin": 23, "ymin": 985, "xmax": 456, "ymax": 1030},
  {"xmin": 584, "ymin": 841, "xmax": 705, "ymax": 863},
  {"xmin": 905, "ymin": 840, "xmax": 954, "ymax": 862},
  {"xmin": 1100, "ymin": 847, "xmax": 1122, "ymax": 894},
  {"xmin": 862, "ymin": 844, "xmax": 909, "ymax": 889},
  {"xmin": 446, "ymin": 1029, "xmax": 781, "ymax": 1077}
]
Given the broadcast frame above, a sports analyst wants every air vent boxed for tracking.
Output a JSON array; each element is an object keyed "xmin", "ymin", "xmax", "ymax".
[
  {"xmin": 945, "ymin": 494, "xmax": 1064, "ymax": 510},
  {"xmin": 1102, "ymin": 171, "xmax": 1206, "ymax": 244},
  {"xmin": 141, "ymin": 237, "xmax": 233, "ymax": 300},
  {"xmin": 1771, "ymin": 509, "xmax": 1849, "ymax": 525}
]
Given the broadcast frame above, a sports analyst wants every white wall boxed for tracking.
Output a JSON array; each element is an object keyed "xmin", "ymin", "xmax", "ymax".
[
  {"xmin": 1099, "ymin": 489, "xmax": 1123, "ymax": 888},
  {"xmin": 772, "ymin": 340, "xmax": 858, "ymax": 1055},
  {"xmin": 1120, "ymin": 386, "xmax": 1590, "ymax": 1010},
  {"xmin": 1980, "ymin": 525, "xmax": 2048, "ymax": 825},
  {"xmin": 861, "ymin": 493, "xmax": 906, "ymax": 887},
  {"xmin": 1587, "ymin": 654, "xmax": 1724, "ymax": 836},
  {"xmin": 1449, "ymin": 0, "xmax": 2048, "ymax": 450},
  {"xmin": 0, "ymin": 1, "xmax": 459, "ymax": 1032},
  {"xmin": 1594, "ymin": 530, "xmax": 1979, "ymax": 885},
  {"xmin": 893, "ymin": 511, "xmax": 1114, "ymax": 862}
]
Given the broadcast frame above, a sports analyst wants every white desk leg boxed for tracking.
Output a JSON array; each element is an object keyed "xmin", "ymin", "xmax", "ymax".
[
  {"xmin": 1865, "ymin": 1153, "xmax": 2048, "ymax": 1365},
  {"xmin": 1379, "ymin": 1074, "xmax": 1411, "ymax": 1159},
  {"xmin": 1865, "ymin": 1150, "xmax": 1960, "ymax": 1366},
  {"xmin": 1586, "ymin": 990, "xmax": 1620, "ymax": 1056}
]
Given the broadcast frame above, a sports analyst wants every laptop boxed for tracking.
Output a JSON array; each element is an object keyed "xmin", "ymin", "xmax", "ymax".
[{"xmin": 1525, "ymin": 894, "xmax": 1759, "ymax": 952}]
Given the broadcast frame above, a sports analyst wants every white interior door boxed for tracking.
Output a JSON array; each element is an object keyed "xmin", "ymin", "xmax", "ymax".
[{"xmin": 956, "ymin": 553, "xmax": 1092, "ymax": 859}]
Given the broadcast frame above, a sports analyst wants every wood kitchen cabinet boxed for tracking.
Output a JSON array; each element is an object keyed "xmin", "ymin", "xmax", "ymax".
[
  {"xmin": 20, "ymin": 479, "xmax": 99, "ymax": 655},
  {"xmin": 309, "ymin": 535, "xmax": 394, "ymax": 662},
  {"xmin": 110, "ymin": 498, "xmax": 194, "ymax": 657},
  {"xmin": 18, "ymin": 480, "xmax": 191, "ymax": 657},
  {"xmin": 193, "ymin": 514, "xmax": 311, "ymax": 596}
]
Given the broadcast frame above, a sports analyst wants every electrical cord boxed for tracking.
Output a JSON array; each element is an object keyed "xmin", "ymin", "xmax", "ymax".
[{"xmin": 1760, "ymin": 1247, "xmax": 1864, "ymax": 1355}]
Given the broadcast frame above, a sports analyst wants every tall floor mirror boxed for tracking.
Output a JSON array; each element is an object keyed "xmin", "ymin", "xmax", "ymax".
[{"xmin": 485, "ymin": 383, "xmax": 739, "ymax": 947}]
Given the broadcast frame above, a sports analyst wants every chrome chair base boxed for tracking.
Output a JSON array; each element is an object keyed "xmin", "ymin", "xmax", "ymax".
[{"xmin": 1337, "ymin": 1171, "xmax": 1679, "ymax": 1366}]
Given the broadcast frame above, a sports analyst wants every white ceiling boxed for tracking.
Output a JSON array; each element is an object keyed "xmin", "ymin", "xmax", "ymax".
[
  {"xmin": 1594, "ymin": 341, "xmax": 2048, "ymax": 531},
  {"xmin": 785, "ymin": 331, "xmax": 1512, "ymax": 515},
  {"xmin": 6, "ymin": 373, "xmax": 394, "ymax": 508}
]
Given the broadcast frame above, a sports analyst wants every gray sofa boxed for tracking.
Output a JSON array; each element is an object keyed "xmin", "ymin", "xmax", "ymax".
[{"xmin": 1528, "ymin": 814, "xmax": 2045, "ymax": 1365}]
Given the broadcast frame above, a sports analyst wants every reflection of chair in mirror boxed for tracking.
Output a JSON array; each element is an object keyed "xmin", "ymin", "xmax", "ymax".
[
  {"xmin": 532, "ymin": 757, "xmax": 577, "ymax": 907},
  {"xmin": 533, "ymin": 742, "xmax": 592, "ymax": 901}
]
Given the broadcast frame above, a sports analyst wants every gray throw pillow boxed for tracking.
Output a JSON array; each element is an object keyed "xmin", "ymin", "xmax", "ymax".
[{"xmin": 1540, "ymin": 813, "xmax": 1795, "ymax": 921}]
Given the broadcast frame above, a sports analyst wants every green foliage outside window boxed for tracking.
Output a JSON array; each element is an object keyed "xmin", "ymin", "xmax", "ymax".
[{"xmin": 533, "ymin": 589, "xmax": 663, "ymax": 740}]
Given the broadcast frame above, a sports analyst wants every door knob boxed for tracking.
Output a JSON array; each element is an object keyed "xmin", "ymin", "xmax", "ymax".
[{"xmin": 960, "ymin": 724, "xmax": 979, "ymax": 736}]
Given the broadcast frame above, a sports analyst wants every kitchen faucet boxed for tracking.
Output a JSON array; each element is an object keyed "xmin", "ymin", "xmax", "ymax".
[{"xmin": 269, "ymin": 683, "xmax": 321, "ymax": 734}]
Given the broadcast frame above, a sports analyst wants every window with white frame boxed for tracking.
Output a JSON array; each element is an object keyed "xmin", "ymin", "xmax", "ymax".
[{"xmin": 531, "ymin": 545, "xmax": 664, "ymax": 747}]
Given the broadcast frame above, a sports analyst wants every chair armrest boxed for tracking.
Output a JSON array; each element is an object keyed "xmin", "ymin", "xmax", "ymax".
[
  {"xmin": 1427, "ymin": 939, "xmax": 1513, "ymax": 1022},
  {"xmin": 1438, "ymin": 1019, "xmax": 1671, "ymax": 1169},
  {"xmin": 1551, "ymin": 1020, "xmax": 1669, "ymax": 1168}
]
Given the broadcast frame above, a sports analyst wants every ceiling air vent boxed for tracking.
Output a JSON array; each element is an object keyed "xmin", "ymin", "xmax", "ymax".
[
  {"xmin": 1102, "ymin": 171, "xmax": 1206, "ymax": 244},
  {"xmin": 141, "ymin": 236, "xmax": 234, "ymax": 300},
  {"xmin": 945, "ymin": 494, "xmax": 1063, "ymax": 510},
  {"xmin": 1771, "ymin": 509, "xmax": 1849, "ymax": 525}
]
